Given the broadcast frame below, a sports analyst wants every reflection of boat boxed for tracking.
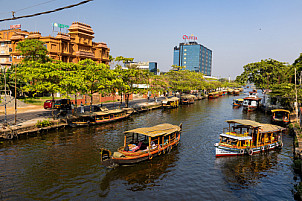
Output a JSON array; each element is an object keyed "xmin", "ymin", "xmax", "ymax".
[
  {"xmin": 214, "ymin": 119, "xmax": 285, "ymax": 157},
  {"xmin": 271, "ymin": 109, "xmax": 290, "ymax": 125},
  {"xmin": 100, "ymin": 123, "xmax": 182, "ymax": 167},
  {"xmin": 99, "ymin": 147, "xmax": 179, "ymax": 196},
  {"xmin": 208, "ymin": 92, "xmax": 219, "ymax": 99},
  {"xmin": 180, "ymin": 94, "xmax": 195, "ymax": 104},
  {"xmin": 162, "ymin": 97, "xmax": 180, "ymax": 109},
  {"xmin": 215, "ymin": 152, "xmax": 279, "ymax": 190},
  {"xmin": 242, "ymin": 91, "xmax": 262, "ymax": 111},
  {"xmin": 233, "ymin": 98, "xmax": 243, "ymax": 107}
]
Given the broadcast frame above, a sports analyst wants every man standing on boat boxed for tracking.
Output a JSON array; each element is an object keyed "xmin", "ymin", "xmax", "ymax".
[{"xmin": 80, "ymin": 102, "xmax": 84, "ymax": 114}]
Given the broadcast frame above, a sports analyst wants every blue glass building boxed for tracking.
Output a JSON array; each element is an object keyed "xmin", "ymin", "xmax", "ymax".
[
  {"xmin": 173, "ymin": 42, "xmax": 212, "ymax": 76},
  {"xmin": 149, "ymin": 62, "xmax": 158, "ymax": 75}
]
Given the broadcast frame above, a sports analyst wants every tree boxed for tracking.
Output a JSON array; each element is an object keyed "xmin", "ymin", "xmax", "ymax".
[
  {"xmin": 16, "ymin": 39, "xmax": 50, "ymax": 63},
  {"xmin": 79, "ymin": 59, "xmax": 113, "ymax": 112}
]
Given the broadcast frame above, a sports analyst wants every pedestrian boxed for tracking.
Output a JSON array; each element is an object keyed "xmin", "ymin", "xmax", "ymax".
[
  {"xmin": 71, "ymin": 103, "xmax": 74, "ymax": 115},
  {"xmin": 80, "ymin": 102, "xmax": 84, "ymax": 113}
]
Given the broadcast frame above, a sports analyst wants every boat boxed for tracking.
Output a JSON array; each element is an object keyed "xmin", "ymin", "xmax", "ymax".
[
  {"xmin": 233, "ymin": 89, "xmax": 240, "ymax": 96},
  {"xmin": 162, "ymin": 97, "xmax": 180, "ymax": 109},
  {"xmin": 232, "ymin": 98, "xmax": 244, "ymax": 107},
  {"xmin": 227, "ymin": 88, "xmax": 234, "ymax": 95},
  {"xmin": 100, "ymin": 123, "xmax": 182, "ymax": 167},
  {"xmin": 68, "ymin": 108, "xmax": 133, "ymax": 127},
  {"xmin": 180, "ymin": 94, "xmax": 195, "ymax": 104},
  {"xmin": 208, "ymin": 92, "xmax": 219, "ymax": 99},
  {"xmin": 214, "ymin": 119, "xmax": 285, "ymax": 157},
  {"xmin": 222, "ymin": 90, "xmax": 228, "ymax": 96},
  {"xmin": 94, "ymin": 109, "xmax": 133, "ymax": 124},
  {"xmin": 271, "ymin": 109, "xmax": 290, "ymax": 125},
  {"xmin": 242, "ymin": 91, "xmax": 262, "ymax": 111}
]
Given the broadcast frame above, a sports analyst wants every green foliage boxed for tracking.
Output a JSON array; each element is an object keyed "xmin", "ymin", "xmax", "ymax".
[
  {"xmin": 36, "ymin": 119, "xmax": 53, "ymax": 128},
  {"xmin": 16, "ymin": 39, "xmax": 50, "ymax": 63}
]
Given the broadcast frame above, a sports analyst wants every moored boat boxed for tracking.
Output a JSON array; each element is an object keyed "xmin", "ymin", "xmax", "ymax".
[
  {"xmin": 68, "ymin": 108, "xmax": 133, "ymax": 127},
  {"xmin": 162, "ymin": 97, "xmax": 180, "ymax": 109},
  {"xmin": 180, "ymin": 94, "xmax": 195, "ymax": 104},
  {"xmin": 232, "ymin": 98, "xmax": 244, "ymax": 107},
  {"xmin": 233, "ymin": 89, "xmax": 240, "ymax": 95},
  {"xmin": 271, "ymin": 109, "xmax": 290, "ymax": 125},
  {"xmin": 208, "ymin": 92, "xmax": 219, "ymax": 99},
  {"xmin": 100, "ymin": 123, "xmax": 182, "ymax": 167},
  {"xmin": 227, "ymin": 88, "xmax": 234, "ymax": 95},
  {"xmin": 214, "ymin": 119, "xmax": 285, "ymax": 157},
  {"xmin": 242, "ymin": 91, "xmax": 262, "ymax": 111}
]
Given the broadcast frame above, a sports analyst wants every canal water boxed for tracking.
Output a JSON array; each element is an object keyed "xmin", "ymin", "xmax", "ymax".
[{"xmin": 0, "ymin": 93, "xmax": 296, "ymax": 200}]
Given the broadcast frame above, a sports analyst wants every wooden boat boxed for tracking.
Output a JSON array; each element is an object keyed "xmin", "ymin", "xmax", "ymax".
[
  {"xmin": 214, "ymin": 119, "xmax": 285, "ymax": 157},
  {"xmin": 162, "ymin": 97, "xmax": 180, "ymax": 109},
  {"xmin": 100, "ymin": 123, "xmax": 182, "ymax": 167},
  {"xmin": 222, "ymin": 90, "xmax": 228, "ymax": 95},
  {"xmin": 208, "ymin": 92, "xmax": 219, "ymax": 99},
  {"xmin": 218, "ymin": 91, "xmax": 223, "ymax": 96},
  {"xmin": 233, "ymin": 89, "xmax": 240, "ymax": 95},
  {"xmin": 232, "ymin": 98, "xmax": 244, "ymax": 107},
  {"xmin": 94, "ymin": 109, "xmax": 133, "ymax": 124},
  {"xmin": 68, "ymin": 108, "xmax": 133, "ymax": 127},
  {"xmin": 227, "ymin": 88, "xmax": 234, "ymax": 95},
  {"xmin": 180, "ymin": 94, "xmax": 195, "ymax": 104},
  {"xmin": 242, "ymin": 91, "xmax": 262, "ymax": 111},
  {"xmin": 68, "ymin": 113, "xmax": 95, "ymax": 127},
  {"xmin": 271, "ymin": 109, "xmax": 290, "ymax": 125}
]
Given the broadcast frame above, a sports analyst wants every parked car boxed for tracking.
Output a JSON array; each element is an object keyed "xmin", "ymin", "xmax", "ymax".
[
  {"xmin": 44, "ymin": 100, "xmax": 54, "ymax": 109},
  {"xmin": 54, "ymin": 99, "xmax": 71, "ymax": 110}
]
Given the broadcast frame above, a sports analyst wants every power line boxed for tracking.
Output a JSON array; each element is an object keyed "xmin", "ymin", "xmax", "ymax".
[
  {"xmin": 0, "ymin": 0, "xmax": 93, "ymax": 22},
  {"xmin": 0, "ymin": 0, "xmax": 58, "ymax": 15},
  {"xmin": 15, "ymin": 0, "xmax": 59, "ymax": 12}
]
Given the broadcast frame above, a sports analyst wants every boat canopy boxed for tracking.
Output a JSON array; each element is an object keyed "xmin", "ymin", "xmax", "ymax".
[
  {"xmin": 124, "ymin": 123, "xmax": 181, "ymax": 137},
  {"xmin": 226, "ymin": 119, "xmax": 262, "ymax": 127},
  {"xmin": 226, "ymin": 119, "xmax": 285, "ymax": 133},
  {"xmin": 94, "ymin": 109, "xmax": 124, "ymax": 115},
  {"xmin": 259, "ymin": 123, "xmax": 285, "ymax": 133},
  {"xmin": 235, "ymin": 98, "xmax": 244, "ymax": 102},
  {"xmin": 271, "ymin": 109, "xmax": 290, "ymax": 113},
  {"xmin": 181, "ymin": 94, "xmax": 195, "ymax": 98},
  {"xmin": 166, "ymin": 97, "xmax": 179, "ymax": 101},
  {"xmin": 220, "ymin": 133, "xmax": 252, "ymax": 140}
]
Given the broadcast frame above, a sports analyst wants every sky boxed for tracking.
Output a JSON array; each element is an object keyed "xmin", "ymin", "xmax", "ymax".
[{"xmin": 1, "ymin": 0, "xmax": 302, "ymax": 79}]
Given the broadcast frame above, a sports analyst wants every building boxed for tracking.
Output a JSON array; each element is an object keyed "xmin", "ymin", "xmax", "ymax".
[
  {"xmin": 7, "ymin": 22, "xmax": 110, "ymax": 65},
  {"xmin": 173, "ymin": 38, "xmax": 212, "ymax": 76},
  {"xmin": 0, "ymin": 29, "xmax": 29, "ymax": 68},
  {"xmin": 128, "ymin": 61, "xmax": 158, "ymax": 75}
]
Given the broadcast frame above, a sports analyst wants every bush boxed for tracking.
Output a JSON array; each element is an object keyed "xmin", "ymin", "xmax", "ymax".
[{"xmin": 36, "ymin": 119, "xmax": 53, "ymax": 128}]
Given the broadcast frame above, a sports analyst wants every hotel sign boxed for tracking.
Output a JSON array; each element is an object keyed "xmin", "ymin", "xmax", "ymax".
[
  {"xmin": 10, "ymin": 24, "xmax": 21, "ymax": 29},
  {"xmin": 52, "ymin": 23, "xmax": 69, "ymax": 29},
  {"xmin": 183, "ymin": 34, "xmax": 197, "ymax": 40}
]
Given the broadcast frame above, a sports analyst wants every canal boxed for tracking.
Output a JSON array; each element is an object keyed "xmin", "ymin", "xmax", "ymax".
[{"xmin": 0, "ymin": 93, "xmax": 296, "ymax": 200}]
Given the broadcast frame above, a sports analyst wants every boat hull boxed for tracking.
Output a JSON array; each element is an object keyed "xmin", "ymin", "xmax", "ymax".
[{"xmin": 215, "ymin": 142, "xmax": 281, "ymax": 157}]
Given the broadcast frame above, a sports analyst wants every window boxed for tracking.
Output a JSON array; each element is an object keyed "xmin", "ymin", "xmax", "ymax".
[
  {"xmin": 184, "ymin": 57, "xmax": 186, "ymax": 60},
  {"xmin": 9, "ymin": 56, "xmax": 12, "ymax": 62},
  {"xmin": 184, "ymin": 61, "xmax": 186, "ymax": 64},
  {"xmin": 1, "ymin": 58, "xmax": 5, "ymax": 62},
  {"xmin": 1, "ymin": 51, "xmax": 4, "ymax": 54},
  {"xmin": 1, "ymin": 42, "xmax": 4, "ymax": 46},
  {"xmin": 184, "ymin": 53, "xmax": 187, "ymax": 55},
  {"xmin": 184, "ymin": 49, "xmax": 187, "ymax": 51}
]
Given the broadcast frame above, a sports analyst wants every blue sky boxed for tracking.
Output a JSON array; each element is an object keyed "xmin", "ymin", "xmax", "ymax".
[{"xmin": 1, "ymin": 0, "xmax": 302, "ymax": 79}]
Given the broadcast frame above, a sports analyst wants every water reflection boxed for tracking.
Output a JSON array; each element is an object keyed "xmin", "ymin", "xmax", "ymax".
[
  {"xmin": 215, "ymin": 150, "xmax": 281, "ymax": 190},
  {"xmin": 99, "ymin": 148, "xmax": 179, "ymax": 197}
]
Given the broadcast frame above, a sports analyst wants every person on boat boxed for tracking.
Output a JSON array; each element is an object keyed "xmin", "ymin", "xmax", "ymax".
[{"xmin": 71, "ymin": 103, "xmax": 74, "ymax": 115}]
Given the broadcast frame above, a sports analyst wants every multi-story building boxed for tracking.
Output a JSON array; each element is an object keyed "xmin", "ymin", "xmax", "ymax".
[
  {"xmin": 0, "ymin": 29, "xmax": 29, "ymax": 68},
  {"xmin": 173, "ymin": 40, "xmax": 212, "ymax": 76},
  {"xmin": 128, "ymin": 61, "xmax": 158, "ymax": 75},
  {"xmin": 8, "ymin": 22, "xmax": 110, "ymax": 65}
]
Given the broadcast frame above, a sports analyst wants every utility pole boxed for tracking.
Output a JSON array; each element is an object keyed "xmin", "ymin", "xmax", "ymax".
[
  {"xmin": 14, "ymin": 64, "xmax": 17, "ymax": 125},
  {"xmin": 2, "ymin": 66, "xmax": 7, "ymax": 126},
  {"xmin": 295, "ymin": 67, "xmax": 299, "ymax": 123}
]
